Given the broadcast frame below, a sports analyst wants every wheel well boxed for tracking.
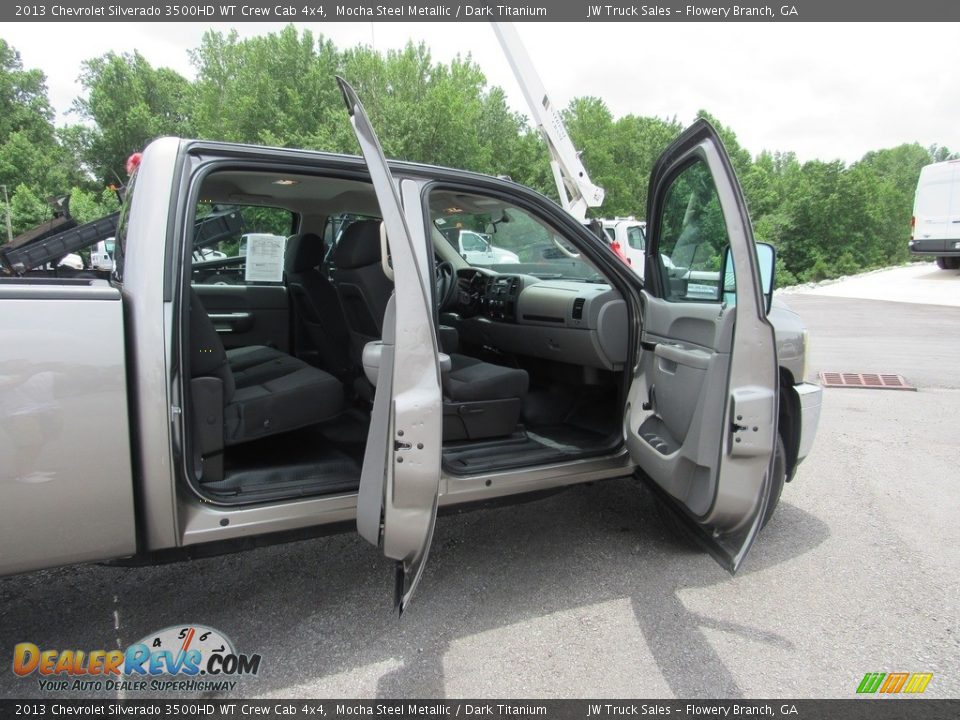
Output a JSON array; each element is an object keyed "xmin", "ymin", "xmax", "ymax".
[{"xmin": 778, "ymin": 367, "xmax": 801, "ymax": 481}]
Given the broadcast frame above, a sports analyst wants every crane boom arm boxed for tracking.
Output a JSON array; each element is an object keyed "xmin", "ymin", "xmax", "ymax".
[{"xmin": 491, "ymin": 22, "xmax": 605, "ymax": 221}]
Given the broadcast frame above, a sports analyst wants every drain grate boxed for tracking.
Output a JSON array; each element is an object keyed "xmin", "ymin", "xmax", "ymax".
[{"xmin": 819, "ymin": 372, "xmax": 916, "ymax": 391}]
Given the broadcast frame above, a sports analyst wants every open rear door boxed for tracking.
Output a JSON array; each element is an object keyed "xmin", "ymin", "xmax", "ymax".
[
  {"xmin": 625, "ymin": 120, "xmax": 778, "ymax": 572},
  {"xmin": 339, "ymin": 78, "xmax": 443, "ymax": 613}
]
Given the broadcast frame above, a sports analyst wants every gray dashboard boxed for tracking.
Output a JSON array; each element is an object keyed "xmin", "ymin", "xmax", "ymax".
[{"xmin": 456, "ymin": 272, "xmax": 628, "ymax": 371}]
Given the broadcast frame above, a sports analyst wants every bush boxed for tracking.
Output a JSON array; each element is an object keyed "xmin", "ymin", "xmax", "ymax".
[{"xmin": 775, "ymin": 257, "xmax": 798, "ymax": 287}]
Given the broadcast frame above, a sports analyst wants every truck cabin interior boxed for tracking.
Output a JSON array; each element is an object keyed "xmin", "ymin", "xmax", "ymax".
[{"xmin": 184, "ymin": 168, "xmax": 627, "ymax": 504}]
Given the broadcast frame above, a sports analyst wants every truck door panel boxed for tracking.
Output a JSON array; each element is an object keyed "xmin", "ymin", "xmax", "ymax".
[
  {"xmin": 638, "ymin": 298, "xmax": 735, "ymax": 454},
  {"xmin": 340, "ymin": 77, "xmax": 443, "ymax": 614},
  {"xmin": 625, "ymin": 120, "xmax": 778, "ymax": 572},
  {"xmin": 191, "ymin": 284, "xmax": 289, "ymax": 352}
]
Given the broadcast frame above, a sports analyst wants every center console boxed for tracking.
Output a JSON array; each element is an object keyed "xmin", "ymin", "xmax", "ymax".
[{"xmin": 479, "ymin": 275, "xmax": 522, "ymax": 322}]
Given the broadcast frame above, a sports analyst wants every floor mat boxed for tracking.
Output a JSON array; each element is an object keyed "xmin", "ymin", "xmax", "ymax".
[
  {"xmin": 442, "ymin": 424, "xmax": 618, "ymax": 475},
  {"xmin": 212, "ymin": 414, "xmax": 367, "ymax": 500}
]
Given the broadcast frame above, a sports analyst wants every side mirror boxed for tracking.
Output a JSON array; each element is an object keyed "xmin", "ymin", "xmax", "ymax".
[
  {"xmin": 721, "ymin": 242, "xmax": 777, "ymax": 313},
  {"xmin": 756, "ymin": 242, "xmax": 776, "ymax": 313}
]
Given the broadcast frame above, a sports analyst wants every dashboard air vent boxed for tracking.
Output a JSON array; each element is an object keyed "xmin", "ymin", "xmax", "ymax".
[{"xmin": 572, "ymin": 297, "xmax": 586, "ymax": 320}]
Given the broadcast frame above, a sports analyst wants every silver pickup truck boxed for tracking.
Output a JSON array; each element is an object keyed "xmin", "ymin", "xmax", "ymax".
[{"xmin": 0, "ymin": 81, "xmax": 822, "ymax": 611}]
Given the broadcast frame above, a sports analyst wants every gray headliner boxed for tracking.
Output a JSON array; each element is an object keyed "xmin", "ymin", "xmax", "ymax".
[{"xmin": 199, "ymin": 170, "xmax": 380, "ymax": 216}]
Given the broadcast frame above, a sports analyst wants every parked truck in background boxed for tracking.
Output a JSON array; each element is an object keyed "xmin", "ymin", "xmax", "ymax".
[
  {"xmin": 601, "ymin": 217, "xmax": 647, "ymax": 274},
  {"xmin": 90, "ymin": 238, "xmax": 115, "ymax": 271},
  {"xmin": 909, "ymin": 159, "xmax": 960, "ymax": 269}
]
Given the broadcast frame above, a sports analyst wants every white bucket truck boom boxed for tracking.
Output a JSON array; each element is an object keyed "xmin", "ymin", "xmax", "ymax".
[{"xmin": 491, "ymin": 22, "xmax": 605, "ymax": 222}]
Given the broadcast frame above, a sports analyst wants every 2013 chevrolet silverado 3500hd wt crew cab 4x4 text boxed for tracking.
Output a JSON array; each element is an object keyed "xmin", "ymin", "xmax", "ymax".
[{"xmin": 0, "ymin": 80, "xmax": 822, "ymax": 611}]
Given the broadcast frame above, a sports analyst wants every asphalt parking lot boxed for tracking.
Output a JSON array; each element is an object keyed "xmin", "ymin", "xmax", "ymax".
[{"xmin": 1, "ymin": 264, "xmax": 958, "ymax": 700}]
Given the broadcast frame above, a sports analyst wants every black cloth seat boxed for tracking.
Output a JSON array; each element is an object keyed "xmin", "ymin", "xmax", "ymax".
[
  {"xmin": 325, "ymin": 221, "xmax": 530, "ymax": 439},
  {"xmin": 330, "ymin": 220, "xmax": 394, "ymax": 364},
  {"xmin": 190, "ymin": 290, "xmax": 344, "ymax": 447},
  {"xmin": 284, "ymin": 233, "xmax": 353, "ymax": 378},
  {"xmin": 441, "ymin": 353, "xmax": 529, "ymax": 441},
  {"xmin": 443, "ymin": 354, "xmax": 529, "ymax": 402},
  {"xmin": 225, "ymin": 345, "xmax": 301, "ymax": 388}
]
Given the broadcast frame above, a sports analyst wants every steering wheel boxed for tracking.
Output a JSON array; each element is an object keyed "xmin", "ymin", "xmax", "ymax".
[{"xmin": 435, "ymin": 261, "xmax": 458, "ymax": 312}]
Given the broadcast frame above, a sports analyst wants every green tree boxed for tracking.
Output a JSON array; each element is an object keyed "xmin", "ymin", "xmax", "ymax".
[
  {"xmin": 58, "ymin": 28, "xmax": 956, "ymax": 285},
  {"xmin": 0, "ymin": 39, "xmax": 79, "ymax": 218},
  {"xmin": 68, "ymin": 185, "xmax": 120, "ymax": 224},
  {"xmin": 695, "ymin": 109, "xmax": 752, "ymax": 179},
  {"xmin": 564, "ymin": 97, "xmax": 682, "ymax": 217},
  {"xmin": 190, "ymin": 27, "xmax": 541, "ymax": 186},
  {"xmin": 9, "ymin": 183, "xmax": 52, "ymax": 235},
  {"xmin": 73, "ymin": 50, "xmax": 194, "ymax": 184},
  {"xmin": 190, "ymin": 26, "xmax": 343, "ymax": 149}
]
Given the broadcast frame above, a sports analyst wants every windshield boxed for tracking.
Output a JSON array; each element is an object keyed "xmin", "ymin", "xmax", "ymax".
[{"xmin": 430, "ymin": 190, "xmax": 604, "ymax": 282}]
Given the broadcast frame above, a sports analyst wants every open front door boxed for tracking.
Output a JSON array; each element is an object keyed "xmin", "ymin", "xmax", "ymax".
[
  {"xmin": 339, "ymin": 78, "xmax": 443, "ymax": 612},
  {"xmin": 625, "ymin": 120, "xmax": 778, "ymax": 573}
]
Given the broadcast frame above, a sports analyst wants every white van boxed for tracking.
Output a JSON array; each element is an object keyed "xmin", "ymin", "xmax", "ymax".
[{"xmin": 909, "ymin": 160, "xmax": 960, "ymax": 269}]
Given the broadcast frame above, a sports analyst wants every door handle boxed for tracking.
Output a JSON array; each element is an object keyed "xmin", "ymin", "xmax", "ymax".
[{"xmin": 208, "ymin": 312, "xmax": 252, "ymax": 333}]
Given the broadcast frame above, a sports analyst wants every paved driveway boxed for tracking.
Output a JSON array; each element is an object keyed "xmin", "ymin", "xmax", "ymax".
[{"xmin": 1, "ymin": 268, "xmax": 958, "ymax": 699}]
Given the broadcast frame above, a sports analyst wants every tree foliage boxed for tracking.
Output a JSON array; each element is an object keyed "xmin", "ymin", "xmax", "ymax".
[
  {"xmin": 0, "ymin": 39, "xmax": 78, "ymax": 219},
  {"xmin": 73, "ymin": 50, "xmax": 194, "ymax": 184},
  {"xmin": 1, "ymin": 27, "xmax": 956, "ymax": 286},
  {"xmin": 188, "ymin": 29, "xmax": 546, "ymax": 186}
]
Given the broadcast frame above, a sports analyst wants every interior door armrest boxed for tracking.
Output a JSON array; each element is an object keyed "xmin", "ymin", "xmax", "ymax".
[{"xmin": 365, "ymin": 342, "xmax": 449, "ymax": 384}]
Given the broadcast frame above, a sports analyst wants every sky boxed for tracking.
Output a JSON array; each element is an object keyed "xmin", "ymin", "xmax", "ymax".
[{"xmin": 8, "ymin": 21, "xmax": 960, "ymax": 165}]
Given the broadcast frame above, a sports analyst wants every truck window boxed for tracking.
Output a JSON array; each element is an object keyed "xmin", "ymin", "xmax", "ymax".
[
  {"xmin": 112, "ymin": 171, "xmax": 138, "ymax": 283},
  {"xmin": 430, "ymin": 189, "xmax": 603, "ymax": 280},
  {"xmin": 190, "ymin": 204, "xmax": 295, "ymax": 286},
  {"xmin": 655, "ymin": 159, "xmax": 728, "ymax": 302}
]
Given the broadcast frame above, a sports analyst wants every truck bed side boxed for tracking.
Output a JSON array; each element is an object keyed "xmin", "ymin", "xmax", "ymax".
[{"xmin": 0, "ymin": 278, "xmax": 136, "ymax": 574}]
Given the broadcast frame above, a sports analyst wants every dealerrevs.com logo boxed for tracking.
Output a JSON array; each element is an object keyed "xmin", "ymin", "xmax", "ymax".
[{"xmin": 13, "ymin": 625, "xmax": 261, "ymax": 693}]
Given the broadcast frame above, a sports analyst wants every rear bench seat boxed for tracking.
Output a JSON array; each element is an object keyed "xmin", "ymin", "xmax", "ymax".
[{"xmin": 190, "ymin": 290, "xmax": 344, "ymax": 449}]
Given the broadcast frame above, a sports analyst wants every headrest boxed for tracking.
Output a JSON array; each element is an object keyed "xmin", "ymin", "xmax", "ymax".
[
  {"xmin": 332, "ymin": 220, "xmax": 383, "ymax": 269},
  {"xmin": 284, "ymin": 233, "xmax": 325, "ymax": 274}
]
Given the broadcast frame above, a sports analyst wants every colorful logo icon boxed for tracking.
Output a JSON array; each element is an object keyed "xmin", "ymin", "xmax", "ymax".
[{"xmin": 856, "ymin": 672, "xmax": 933, "ymax": 695}]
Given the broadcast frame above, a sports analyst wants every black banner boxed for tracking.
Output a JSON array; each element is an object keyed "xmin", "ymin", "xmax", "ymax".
[
  {"xmin": 1, "ymin": 700, "xmax": 959, "ymax": 720},
  {"xmin": 4, "ymin": 0, "xmax": 960, "ymax": 23}
]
